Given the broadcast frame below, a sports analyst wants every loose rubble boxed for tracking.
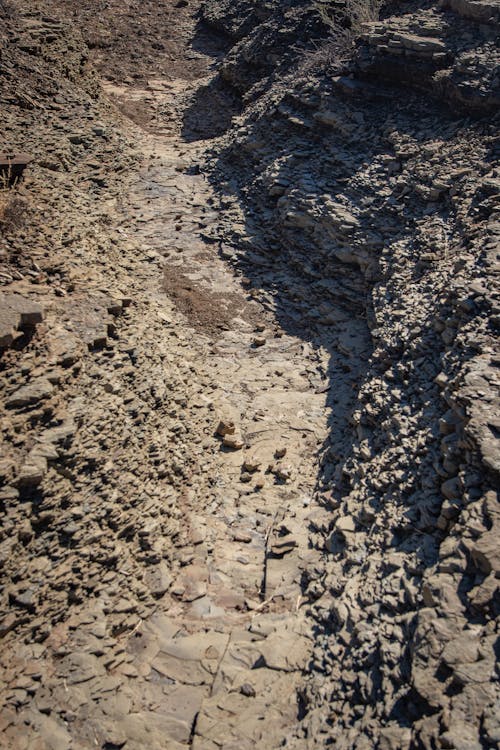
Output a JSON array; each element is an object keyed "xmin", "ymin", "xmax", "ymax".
[
  {"xmin": 0, "ymin": 0, "xmax": 498, "ymax": 749},
  {"xmin": 201, "ymin": 0, "xmax": 499, "ymax": 746}
]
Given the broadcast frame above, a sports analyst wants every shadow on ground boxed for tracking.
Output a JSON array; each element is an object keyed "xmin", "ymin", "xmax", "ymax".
[
  {"xmin": 179, "ymin": 45, "xmax": 497, "ymax": 725},
  {"xmin": 181, "ymin": 19, "xmax": 241, "ymax": 142}
]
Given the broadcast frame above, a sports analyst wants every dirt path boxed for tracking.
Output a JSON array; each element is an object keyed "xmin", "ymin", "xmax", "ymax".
[
  {"xmin": 18, "ymin": 4, "xmax": 336, "ymax": 750},
  {"xmin": 92, "ymin": 55, "xmax": 334, "ymax": 746}
]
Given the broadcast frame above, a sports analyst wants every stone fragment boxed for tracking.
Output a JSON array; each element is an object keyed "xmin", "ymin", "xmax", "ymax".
[
  {"xmin": 145, "ymin": 561, "xmax": 173, "ymax": 598},
  {"xmin": 270, "ymin": 535, "xmax": 297, "ymax": 557},
  {"xmin": 394, "ymin": 32, "xmax": 446, "ymax": 53},
  {"xmin": 243, "ymin": 457, "xmax": 261, "ymax": 472},
  {"xmin": 61, "ymin": 652, "xmax": 105, "ymax": 684},
  {"xmin": 441, "ymin": 476, "xmax": 461, "ymax": 500},
  {"xmin": 233, "ymin": 530, "xmax": 252, "ymax": 543},
  {"xmin": 189, "ymin": 518, "xmax": 206, "ymax": 545},
  {"xmin": 216, "ymin": 418, "xmax": 235, "ymax": 436},
  {"xmin": 240, "ymin": 683, "xmax": 256, "ymax": 697},
  {"xmin": 273, "ymin": 464, "xmax": 292, "ymax": 482},
  {"xmin": 18, "ymin": 520, "xmax": 33, "ymax": 543},
  {"xmin": 6, "ymin": 378, "xmax": 54, "ymax": 408},
  {"xmin": 3, "ymin": 293, "xmax": 44, "ymax": 326},
  {"xmin": 0, "ymin": 293, "xmax": 44, "ymax": 348},
  {"xmin": 223, "ymin": 432, "xmax": 244, "ymax": 450},
  {"xmin": 0, "ymin": 305, "xmax": 19, "ymax": 348},
  {"xmin": 17, "ymin": 454, "xmax": 48, "ymax": 487},
  {"xmin": 465, "ymin": 531, "xmax": 499, "ymax": 575},
  {"xmin": 0, "ymin": 613, "xmax": 19, "ymax": 636},
  {"xmin": 336, "ymin": 516, "xmax": 356, "ymax": 535},
  {"xmin": 13, "ymin": 588, "xmax": 36, "ymax": 610},
  {"xmin": 38, "ymin": 420, "xmax": 76, "ymax": 445}
]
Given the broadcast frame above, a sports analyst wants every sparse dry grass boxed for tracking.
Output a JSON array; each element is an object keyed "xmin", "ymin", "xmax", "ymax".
[
  {"xmin": 315, "ymin": 0, "xmax": 382, "ymax": 29},
  {"xmin": 0, "ymin": 180, "xmax": 28, "ymax": 233},
  {"xmin": 300, "ymin": 29, "xmax": 354, "ymax": 74},
  {"xmin": 301, "ymin": 0, "xmax": 382, "ymax": 73}
]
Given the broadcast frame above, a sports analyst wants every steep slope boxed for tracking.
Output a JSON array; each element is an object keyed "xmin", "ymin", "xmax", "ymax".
[{"xmin": 199, "ymin": 0, "xmax": 500, "ymax": 747}]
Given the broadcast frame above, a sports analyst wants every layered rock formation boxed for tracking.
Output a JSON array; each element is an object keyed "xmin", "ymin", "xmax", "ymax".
[
  {"xmin": 0, "ymin": 0, "xmax": 498, "ymax": 748},
  {"xmin": 200, "ymin": 0, "xmax": 500, "ymax": 746}
]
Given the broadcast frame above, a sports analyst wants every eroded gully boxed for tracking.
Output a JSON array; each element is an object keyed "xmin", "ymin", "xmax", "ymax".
[{"xmin": 91, "ymin": 30, "xmax": 334, "ymax": 750}]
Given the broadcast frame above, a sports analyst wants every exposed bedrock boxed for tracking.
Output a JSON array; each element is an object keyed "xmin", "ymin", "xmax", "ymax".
[
  {"xmin": 200, "ymin": 0, "xmax": 499, "ymax": 746},
  {"xmin": 0, "ymin": 0, "xmax": 498, "ymax": 748}
]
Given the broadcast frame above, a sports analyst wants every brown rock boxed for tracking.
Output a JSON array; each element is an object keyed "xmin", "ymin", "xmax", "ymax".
[
  {"xmin": 216, "ymin": 418, "xmax": 235, "ymax": 436},
  {"xmin": 6, "ymin": 379, "xmax": 54, "ymax": 408},
  {"xmin": 270, "ymin": 535, "xmax": 297, "ymax": 557},
  {"xmin": 223, "ymin": 432, "xmax": 244, "ymax": 450}
]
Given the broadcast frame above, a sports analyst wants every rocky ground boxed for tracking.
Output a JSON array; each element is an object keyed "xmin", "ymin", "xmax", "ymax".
[{"xmin": 0, "ymin": 0, "xmax": 499, "ymax": 749}]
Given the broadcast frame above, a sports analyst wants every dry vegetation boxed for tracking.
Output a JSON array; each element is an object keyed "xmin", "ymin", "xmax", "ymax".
[
  {"xmin": 0, "ymin": 179, "xmax": 28, "ymax": 234},
  {"xmin": 301, "ymin": 0, "xmax": 382, "ymax": 72}
]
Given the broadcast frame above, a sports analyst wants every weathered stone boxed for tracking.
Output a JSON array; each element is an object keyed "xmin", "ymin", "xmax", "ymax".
[
  {"xmin": 145, "ymin": 561, "xmax": 173, "ymax": 598},
  {"xmin": 0, "ymin": 293, "xmax": 44, "ymax": 349},
  {"xmin": 6, "ymin": 379, "xmax": 54, "ymax": 408},
  {"xmin": 17, "ymin": 454, "xmax": 48, "ymax": 487},
  {"xmin": 465, "ymin": 531, "xmax": 499, "ymax": 575},
  {"xmin": 270, "ymin": 535, "xmax": 297, "ymax": 557}
]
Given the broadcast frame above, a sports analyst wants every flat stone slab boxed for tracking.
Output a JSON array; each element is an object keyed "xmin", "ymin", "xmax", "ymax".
[
  {"xmin": 6, "ymin": 378, "xmax": 54, "ymax": 408},
  {"xmin": 151, "ymin": 630, "xmax": 230, "ymax": 686}
]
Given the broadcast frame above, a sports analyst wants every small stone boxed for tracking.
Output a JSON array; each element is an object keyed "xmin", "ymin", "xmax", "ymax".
[
  {"xmin": 190, "ymin": 518, "xmax": 206, "ymax": 545},
  {"xmin": 145, "ymin": 561, "xmax": 172, "ymax": 598},
  {"xmin": 240, "ymin": 683, "xmax": 256, "ymax": 697},
  {"xmin": 216, "ymin": 418, "xmax": 236, "ymax": 436},
  {"xmin": 270, "ymin": 534, "xmax": 297, "ymax": 556},
  {"xmin": 17, "ymin": 521, "xmax": 33, "ymax": 544},
  {"xmin": 223, "ymin": 433, "xmax": 244, "ymax": 450},
  {"xmin": 252, "ymin": 337, "xmax": 266, "ymax": 347},
  {"xmin": 243, "ymin": 457, "xmax": 261, "ymax": 472},
  {"xmin": 336, "ymin": 516, "xmax": 356, "ymax": 534},
  {"xmin": 0, "ymin": 613, "xmax": 19, "ymax": 636},
  {"xmin": 17, "ymin": 454, "xmax": 48, "ymax": 487},
  {"xmin": 441, "ymin": 476, "xmax": 461, "ymax": 500},
  {"xmin": 63, "ymin": 652, "xmax": 105, "ymax": 684},
  {"xmin": 13, "ymin": 589, "xmax": 36, "ymax": 610},
  {"xmin": 62, "ymin": 522, "xmax": 79, "ymax": 536},
  {"xmin": 233, "ymin": 530, "xmax": 252, "ymax": 543}
]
